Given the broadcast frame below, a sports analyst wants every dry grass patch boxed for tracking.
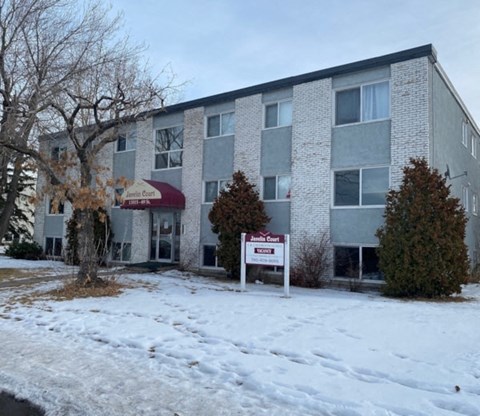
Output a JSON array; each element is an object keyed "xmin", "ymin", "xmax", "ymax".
[
  {"xmin": 0, "ymin": 268, "xmax": 52, "ymax": 282},
  {"xmin": 45, "ymin": 278, "xmax": 128, "ymax": 301}
]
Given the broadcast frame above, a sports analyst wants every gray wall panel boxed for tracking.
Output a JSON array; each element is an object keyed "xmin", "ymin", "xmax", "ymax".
[
  {"xmin": 153, "ymin": 112, "xmax": 184, "ymax": 130},
  {"xmin": 204, "ymin": 101, "xmax": 235, "ymax": 116},
  {"xmin": 332, "ymin": 120, "xmax": 390, "ymax": 168},
  {"xmin": 44, "ymin": 216, "xmax": 64, "ymax": 237},
  {"xmin": 113, "ymin": 151, "xmax": 136, "ymax": 179},
  {"xmin": 203, "ymin": 136, "xmax": 235, "ymax": 180},
  {"xmin": 111, "ymin": 209, "xmax": 133, "ymax": 242},
  {"xmin": 333, "ymin": 66, "xmax": 390, "ymax": 89},
  {"xmin": 331, "ymin": 208, "xmax": 384, "ymax": 245},
  {"xmin": 150, "ymin": 169, "xmax": 183, "ymax": 189},
  {"xmin": 262, "ymin": 88, "xmax": 293, "ymax": 103},
  {"xmin": 261, "ymin": 127, "xmax": 292, "ymax": 175},
  {"xmin": 264, "ymin": 202, "xmax": 290, "ymax": 234}
]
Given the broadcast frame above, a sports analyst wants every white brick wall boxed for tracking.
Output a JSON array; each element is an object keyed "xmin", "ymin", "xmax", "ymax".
[
  {"xmin": 390, "ymin": 57, "xmax": 431, "ymax": 188},
  {"xmin": 130, "ymin": 117, "xmax": 154, "ymax": 263},
  {"xmin": 291, "ymin": 79, "xmax": 333, "ymax": 269},
  {"xmin": 234, "ymin": 94, "xmax": 262, "ymax": 186},
  {"xmin": 180, "ymin": 107, "xmax": 204, "ymax": 267}
]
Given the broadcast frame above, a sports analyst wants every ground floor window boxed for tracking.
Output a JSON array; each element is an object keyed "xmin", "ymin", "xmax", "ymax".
[
  {"xmin": 45, "ymin": 237, "xmax": 63, "ymax": 257},
  {"xmin": 334, "ymin": 245, "xmax": 382, "ymax": 280},
  {"xmin": 203, "ymin": 245, "xmax": 222, "ymax": 267},
  {"xmin": 112, "ymin": 242, "xmax": 131, "ymax": 262}
]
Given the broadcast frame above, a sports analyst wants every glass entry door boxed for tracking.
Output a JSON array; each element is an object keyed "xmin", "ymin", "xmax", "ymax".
[{"xmin": 150, "ymin": 212, "xmax": 176, "ymax": 262}]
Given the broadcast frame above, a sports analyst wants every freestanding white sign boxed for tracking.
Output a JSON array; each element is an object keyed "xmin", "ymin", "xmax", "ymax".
[{"xmin": 240, "ymin": 231, "xmax": 290, "ymax": 297}]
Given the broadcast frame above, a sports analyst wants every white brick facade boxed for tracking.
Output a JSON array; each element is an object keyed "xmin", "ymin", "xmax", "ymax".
[
  {"xmin": 234, "ymin": 94, "xmax": 262, "ymax": 186},
  {"xmin": 390, "ymin": 57, "xmax": 431, "ymax": 188},
  {"xmin": 180, "ymin": 107, "xmax": 204, "ymax": 267},
  {"xmin": 291, "ymin": 79, "xmax": 332, "ymax": 253}
]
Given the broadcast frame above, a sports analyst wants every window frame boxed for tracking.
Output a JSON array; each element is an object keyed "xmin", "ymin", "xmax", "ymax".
[
  {"xmin": 47, "ymin": 198, "xmax": 65, "ymax": 215},
  {"xmin": 263, "ymin": 99, "xmax": 293, "ymax": 129},
  {"xmin": 45, "ymin": 236, "xmax": 63, "ymax": 257},
  {"xmin": 334, "ymin": 79, "xmax": 390, "ymax": 127},
  {"xmin": 202, "ymin": 244, "xmax": 221, "ymax": 268},
  {"xmin": 153, "ymin": 125, "xmax": 184, "ymax": 170},
  {"xmin": 206, "ymin": 111, "xmax": 235, "ymax": 138},
  {"xmin": 462, "ymin": 121, "xmax": 469, "ymax": 147},
  {"xmin": 203, "ymin": 179, "xmax": 230, "ymax": 204},
  {"xmin": 113, "ymin": 188, "xmax": 124, "ymax": 208},
  {"xmin": 332, "ymin": 166, "xmax": 390, "ymax": 208},
  {"xmin": 115, "ymin": 131, "xmax": 137, "ymax": 153},
  {"xmin": 111, "ymin": 241, "xmax": 132, "ymax": 262},
  {"xmin": 462, "ymin": 186, "xmax": 469, "ymax": 212},
  {"xmin": 262, "ymin": 174, "xmax": 291, "ymax": 201},
  {"xmin": 333, "ymin": 244, "xmax": 383, "ymax": 281},
  {"xmin": 471, "ymin": 134, "xmax": 477, "ymax": 158},
  {"xmin": 472, "ymin": 193, "xmax": 478, "ymax": 216}
]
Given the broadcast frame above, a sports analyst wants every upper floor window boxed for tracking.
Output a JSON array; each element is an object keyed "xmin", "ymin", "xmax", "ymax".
[
  {"xmin": 154, "ymin": 126, "xmax": 183, "ymax": 170},
  {"xmin": 462, "ymin": 186, "xmax": 469, "ymax": 212},
  {"xmin": 334, "ymin": 167, "xmax": 389, "ymax": 207},
  {"xmin": 207, "ymin": 112, "xmax": 235, "ymax": 138},
  {"xmin": 462, "ymin": 121, "xmax": 468, "ymax": 147},
  {"xmin": 473, "ymin": 193, "xmax": 478, "ymax": 216},
  {"xmin": 116, "ymin": 131, "xmax": 136, "ymax": 152},
  {"xmin": 113, "ymin": 188, "xmax": 124, "ymax": 207},
  {"xmin": 51, "ymin": 146, "xmax": 67, "ymax": 161},
  {"xmin": 263, "ymin": 175, "xmax": 291, "ymax": 200},
  {"xmin": 264, "ymin": 100, "xmax": 292, "ymax": 128},
  {"xmin": 204, "ymin": 179, "xmax": 230, "ymax": 203},
  {"xmin": 471, "ymin": 135, "xmax": 477, "ymax": 158},
  {"xmin": 48, "ymin": 198, "xmax": 64, "ymax": 215},
  {"xmin": 335, "ymin": 81, "xmax": 389, "ymax": 126}
]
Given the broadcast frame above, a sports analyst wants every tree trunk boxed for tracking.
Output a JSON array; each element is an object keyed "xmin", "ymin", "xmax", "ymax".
[
  {"xmin": 0, "ymin": 157, "xmax": 22, "ymax": 242},
  {"xmin": 75, "ymin": 208, "xmax": 102, "ymax": 286}
]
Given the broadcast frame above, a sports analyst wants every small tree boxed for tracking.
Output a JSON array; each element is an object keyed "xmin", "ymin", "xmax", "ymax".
[
  {"xmin": 208, "ymin": 171, "xmax": 270, "ymax": 278},
  {"xmin": 376, "ymin": 158, "xmax": 469, "ymax": 298}
]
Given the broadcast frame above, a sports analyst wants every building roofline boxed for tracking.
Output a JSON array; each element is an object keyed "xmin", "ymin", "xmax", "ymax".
[{"xmin": 151, "ymin": 44, "xmax": 436, "ymax": 117}]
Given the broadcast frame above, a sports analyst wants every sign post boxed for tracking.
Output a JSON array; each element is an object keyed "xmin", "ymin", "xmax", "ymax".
[{"xmin": 240, "ymin": 231, "xmax": 290, "ymax": 297}]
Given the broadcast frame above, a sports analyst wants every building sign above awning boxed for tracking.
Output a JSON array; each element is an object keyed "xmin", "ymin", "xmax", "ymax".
[{"xmin": 120, "ymin": 179, "xmax": 185, "ymax": 210}]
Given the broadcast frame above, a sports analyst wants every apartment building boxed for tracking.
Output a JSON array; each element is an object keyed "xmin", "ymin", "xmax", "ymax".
[{"xmin": 33, "ymin": 44, "xmax": 480, "ymax": 281}]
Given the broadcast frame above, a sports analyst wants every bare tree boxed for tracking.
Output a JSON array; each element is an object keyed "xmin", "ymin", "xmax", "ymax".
[{"xmin": 0, "ymin": 0, "xmax": 171, "ymax": 285}]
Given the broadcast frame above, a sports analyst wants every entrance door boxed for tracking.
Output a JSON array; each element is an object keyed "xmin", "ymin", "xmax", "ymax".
[{"xmin": 150, "ymin": 212, "xmax": 180, "ymax": 262}]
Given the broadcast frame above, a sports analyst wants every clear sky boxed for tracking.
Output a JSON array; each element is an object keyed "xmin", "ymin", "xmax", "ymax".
[{"xmin": 111, "ymin": 0, "xmax": 480, "ymax": 122}]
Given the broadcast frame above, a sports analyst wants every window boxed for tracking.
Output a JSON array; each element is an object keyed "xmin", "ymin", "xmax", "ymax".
[
  {"xmin": 264, "ymin": 100, "xmax": 292, "ymax": 128},
  {"xmin": 334, "ymin": 246, "xmax": 382, "ymax": 280},
  {"xmin": 471, "ymin": 135, "xmax": 477, "ymax": 158},
  {"xmin": 154, "ymin": 126, "xmax": 183, "ymax": 169},
  {"xmin": 207, "ymin": 112, "xmax": 235, "ymax": 137},
  {"xmin": 263, "ymin": 175, "xmax": 291, "ymax": 200},
  {"xmin": 48, "ymin": 198, "xmax": 64, "ymax": 215},
  {"xmin": 204, "ymin": 179, "xmax": 230, "ymax": 203},
  {"xmin": 111, "ymin": 242, "xmax": 131, "ymax": 262},
  {"xmin": 334, "ymin": 167, "xmax": 389, "ymax": 207},
  {"xmin": 462, "ymin": 186, "xmax": 469, "ymax": 212},
  {"xmin": 45, "ymin": 237, "xmax": 63, "ymax": 257},
  {"xmin": 462, "ymin": 121, "xmax": 468, "ymax": 147},
  {"xmin": 473, "ymin": 193, "xmax": 478, "ymax": 216},
  {"xmin": 116, "ymin": 131, "xmax": 136, "ymax": 152},
  {"xmin": 113, "ymin": 188, "xmax": 124, "ymax": 207},
  {"xmin": 335, "ymin": 81, "xmax": 389, "ymax": 125},
  {"xmin": 203, "ymin": 245, "xmax": 221, "ymax": 267},
  {"xmin": 51, "ymin": 146, "xmax": 67, "ymax": 161}
]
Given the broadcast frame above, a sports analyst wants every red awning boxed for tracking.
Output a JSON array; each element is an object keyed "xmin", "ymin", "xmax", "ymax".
[{"xmin": 120, "ymin": 179, "xmax": 185, "ymax": 210}]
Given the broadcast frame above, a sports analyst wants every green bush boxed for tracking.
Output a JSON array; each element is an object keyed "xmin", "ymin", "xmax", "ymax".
[
  {"xmin": 376, "ymin": 158, "xmax": 469, "ymax": 298},
  {"xmin": 5, "ymin": 241, "xmax": 44, "ymax": 260}
]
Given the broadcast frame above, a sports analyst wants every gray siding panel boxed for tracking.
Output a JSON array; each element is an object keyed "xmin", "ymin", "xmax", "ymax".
[
  {"xmin": 204, "ymin": 101, "xmax": 235, "ymax": 116},
  {"xmin": 203, "ymin": 136, "xmax": 235, "ymax": 180},
  {"xmin": 264, "ymin": 202, "xmax": 290, "ymax": 234},
  {"xmin": 113, "ymin": 151, "xmax": 136, "ymax": 179},
  {"xmin": 150, "ymin": 169, "xmax": 182, "ymax": 189},
  {"xmin": 44, "ymin": 216, "xmax": 64, "ymax": 237},
  {"xmin": 332, "ymin": 66, "xmax": 390, "ymax": 89},
  {"xmin": 330, "ymin": 208, "xmax": 384, "ymax": 245},
  {"xmin": 153, "ymin": 112, "xmax": 184, "ymax": 130},
  {"xmin": 261, "ymin": 127, "xmax": 292, "ymax": 175},
  {"xmin": 111, "ymin": 209, "xmax": 133, "ymax": 242},
  {"xmin": 331, "ymin": 120, "xmax": 391, "ymax": 168},
  {"xmin": 262, "ymin": 88, "xmax": 293, "ymax": 103}
]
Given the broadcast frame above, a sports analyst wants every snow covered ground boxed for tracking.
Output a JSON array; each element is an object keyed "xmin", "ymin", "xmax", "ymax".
[{"xmin": 1, "ymin": 257, "xmax": 480, "ymax": 415}]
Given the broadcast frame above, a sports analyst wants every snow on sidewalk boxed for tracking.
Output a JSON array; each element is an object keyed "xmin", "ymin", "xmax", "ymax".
[{"xmin": 1, "ymin": 266, "xmax": 480, "ymax": 415}]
